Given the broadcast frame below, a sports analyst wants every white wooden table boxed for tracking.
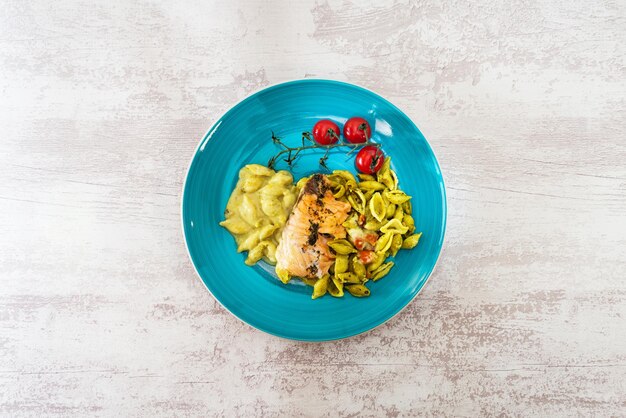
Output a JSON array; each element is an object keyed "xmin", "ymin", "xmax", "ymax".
[{"xmin": 2, "ymin": 1, "xmax": 625, "ymax": 416}]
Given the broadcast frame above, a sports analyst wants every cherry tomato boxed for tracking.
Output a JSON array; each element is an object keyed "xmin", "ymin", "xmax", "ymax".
[
  {"xmin": 343, "ymin": 117, "xmax": 371, "ymax": 143},
  {"xmin": 355, "ymin": 146, "xmax": 385, "ymax": 174},
  {"xmin": 358, "ymin": 250, "xmax": 376, "ymax": 265},
  {"xmin": 364, "ymin": 233, "xmax": 378, "ymax": 247},
  {"xmin": 354, "ymin": 234, "xmax": 378, "ymax": 251},
  {"xmin": 312, "ymin": 119, "xmax": 340, "ymax": 145}
]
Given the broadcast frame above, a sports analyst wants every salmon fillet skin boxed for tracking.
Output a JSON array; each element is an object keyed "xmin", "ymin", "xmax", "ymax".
[{"xmin": 275, "ymin": 174, "xmax": 351, "ymax": 279}]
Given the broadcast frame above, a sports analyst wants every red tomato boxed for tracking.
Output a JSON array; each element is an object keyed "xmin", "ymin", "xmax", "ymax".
[
  {"xmin": 343, "ymin": 117, "xmax": 371, "ymax": 143},
  {"xmin": 355, "ymin": 146, "xmax": 385, "ymax": 174},
  {"xmin": 358, "ymin": 250, "xmax": 376, "ymax": 265},
  {"xmin": 364, "ymin": 233, "xmax": 378, "ymax": 247},
  {"xmin": 312, "ymin": 119, "xmax": 340, "ymax": 145},
  {"xmin": 355, "ymin": 235, "xmax": 377, "ymax": 251}
]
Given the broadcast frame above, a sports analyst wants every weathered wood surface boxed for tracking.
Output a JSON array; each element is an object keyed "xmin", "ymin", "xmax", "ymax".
[{"xmin": 1, "ymin": 0, "xmax": 625, "ymax": 416}]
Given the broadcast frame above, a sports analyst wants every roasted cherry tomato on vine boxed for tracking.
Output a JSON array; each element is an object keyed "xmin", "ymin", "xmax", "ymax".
[
  {"xmin": 343, "ymin": 117, "xmax": 371, "ymax": 143},
  {"xmin": 312, "ymin": 119, "xmax": 340, "ymax": 145},
  {"xmin": 355, "ymin": 145, "xmax": 385, "ymax": 174}
]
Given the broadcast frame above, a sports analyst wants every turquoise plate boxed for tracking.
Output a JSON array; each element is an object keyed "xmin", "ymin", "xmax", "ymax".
[{"xmin": 182, "ymin": 79, "xmax": 446, "ymax": 341}]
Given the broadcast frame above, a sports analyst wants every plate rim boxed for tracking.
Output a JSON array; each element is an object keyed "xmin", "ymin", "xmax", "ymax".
[{"xmin": 181, "ymin": 78, "xmax": 447, "ymax": 342}]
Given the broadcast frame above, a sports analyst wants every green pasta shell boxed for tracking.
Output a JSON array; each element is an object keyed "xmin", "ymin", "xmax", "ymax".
[
  {"xmin": 389, "ymin": 233, "xmax": 403, "ymax": 257},
  {"xmin": 402, "ymin": 199, "xmax": 412, "ymax": 215},
  {"xmin": 357, "ymin": 173, "xmax": 376, "ymax": 182},
  {"xmin": 364, "ymin": 218, "xmax": 383, "ymax": 231},
  {"xmin": 329, "ymin": 275, "xmax": 344, "ymax": 297},
  {"xmin": 362, "ymin": 189, "xmax": 375, "ymax": 202},
  {"xmin": 379, "ymin": 171, "xmax": 394, "ymax": 190},
  {"xmin": 376, "ymin": 157, "xmax": 391, "ymax": 179},
  {"xmin": 358, "ymin": 181, "xmax": 386, "ymax": 191},
  {"xmin": 336, "ymin": 272, "xmax": 361, "ymax": 284},
  {"xmin": 332, "ymin": 183, "xmax": 345, "ymax": 199},
  {"xmin": 334, "ymin": 255, "xmax": 349, "ymax": 274},
  {"xmin": 367, "ymin": 252, "xmax": 386, "ymax": 272},
  {"xmin": 342, "ymin": 213, "xmax": 359, "ymax": 230},
  {"xmin": 380, "ymin": 219, "xmax": 409, "ymax": 235},
  {"xmin": 328, "ymin": 239, "xmax": 357, "ymax": 255},
  {"xmin": 385, "ymin": 203, "xmax": 396, "ymax": 219},
  {"xmin": 403, "ymin": 214, "xmax": 415, "ymax": 234},
  {"xmin": 393, "ymin": 205, "xmax": 404, "ymax": 222},
  {"xmin": 369, "ymin": 192, "xmax": 386, "ymax": 222},
  {"xmin": 374, "ymin": 232, "xmax": 394, "ymax": 253},
  {"xmin": 384, "ymin": 189, "xmax": 411, "ymax": 204},
  {"xmin": 332, "ymin": 170, "xmax": 357, "ymax": 185},
  {"xmin": 327, "ymin": 173, "xmax": 345, "ymax": 186},
  {"xmin": 347, "ymin": 188, "xmax": 366, "ymax": 214},
  {"xmin": 345, "ymin": 284, "xmax": 371, "ymax": 297},
  {"xmin": 371, "ymin": 261, "xmax": 394, "ymax": 281},
  {"xmin": 402, "ymin": 233, "xmax": 422, "ymax": 249},
  {"xmin": 312, "ymin": 275, "xmax": 329, "ymax": 299},
  {"xmin": 351, "ymin": 257, "xmax": 367, "ymax": 280},
  {"xmin": 390, "ymin": 170, "xmax": 399, "ymax": 190}
]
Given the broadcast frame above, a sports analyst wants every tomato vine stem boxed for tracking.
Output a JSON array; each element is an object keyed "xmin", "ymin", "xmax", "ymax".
[{"xmin": 267, "ymin": 131, "xmax": 378, "ymax": 170}]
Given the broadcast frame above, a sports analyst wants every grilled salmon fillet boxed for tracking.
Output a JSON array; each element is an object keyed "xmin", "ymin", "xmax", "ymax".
[{"xmin": 275, "ymin": 174, "xmax": 351, "ymax": 281}]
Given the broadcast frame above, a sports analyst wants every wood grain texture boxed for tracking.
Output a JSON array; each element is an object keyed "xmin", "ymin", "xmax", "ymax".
[{"xmin": 1, "ymin": 0, "xmax": 625, "ymax": 416}]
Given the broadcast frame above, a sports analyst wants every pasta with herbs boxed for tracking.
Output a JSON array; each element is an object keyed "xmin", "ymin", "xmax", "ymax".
[
  {"xmin": 299, "ymin": 157, "xmax": 422, "ymax": 298},
  {"xmin": 220, "ymin": 158, "xmax": 423, "ymax": 299}
]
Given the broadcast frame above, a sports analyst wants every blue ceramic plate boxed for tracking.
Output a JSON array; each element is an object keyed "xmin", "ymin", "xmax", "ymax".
[{"xmin": 182, "ymin": 79, "xmax": 446, "ymax": 341}]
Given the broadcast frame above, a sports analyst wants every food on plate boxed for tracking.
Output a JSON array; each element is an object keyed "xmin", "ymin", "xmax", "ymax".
[
  {"xmin": 220, "ymin": 119, "xmax": 422, "ymax": 299},
  {"xmin": 343, "ymin": 117, "xmax": 371, "ymax": 143},
  {"xmin": 312, "ymin": 119, "xmax": 340, "ymax": 145},
  {"xmin": 267, "ymin": 117, "xmax": 377, "ymax": 171},
  {"xmin": 274, "ymin": 174, "xmax": 351, "ymax": 284},
  {"xmin": 355, "ymin": 145, "xmax": 385, "ymax": 174},
  {"xmin": 219, "ymin": 164, "xmax": 297, "ymax": 266}
]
